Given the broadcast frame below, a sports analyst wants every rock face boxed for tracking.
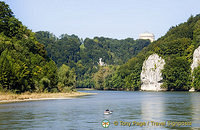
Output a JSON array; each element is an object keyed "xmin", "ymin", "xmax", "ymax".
[
  {"xmin": 190, "ymin": 46, "xmax": 200, "ymax": 92},
  {"xmin": 141, "ymin": 54, "xmax": 166, "ymax": 91},
  {"xmin": 191, "ymin": 46, "xmax": 200, "ymax": 71}
]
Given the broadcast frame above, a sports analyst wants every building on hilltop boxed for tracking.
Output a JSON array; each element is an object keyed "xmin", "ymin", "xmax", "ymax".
[{"xmin": 139, "ymin": 32, "xmax": 155, "ymax": 42}]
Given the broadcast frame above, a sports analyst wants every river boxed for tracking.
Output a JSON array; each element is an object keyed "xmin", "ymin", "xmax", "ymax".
[{"xmin": 0, "ymin": 91, "xmax": 199, "ymax": 129}]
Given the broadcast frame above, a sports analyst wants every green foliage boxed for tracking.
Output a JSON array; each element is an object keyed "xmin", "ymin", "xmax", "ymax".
[
  {"xmin": 105, "ymin": 71, "xmax": 125, "ymax": 90},
  {"xmin": 93, "ymin": 66, "xmax": 114, "ymax": 90},
  {"xmin": 192, "ymin": 66, "xmax": 200, "ymax": 91},
  {"xmin": 105, "ymin": 54, "xmax": 146, "ymax": 90},
  {"xmin": 155, "ymin": 38, "xmax": 192, "ymax": 57},
  {"xmin": 3, "ymin": 1, "xmax": 200, "ymax": 92},
  {"xmin": 35, "ymin": 32, "xmax": 150, "ymax": 88},
  {"xmin": 35, "ymin": 31, "xmax": 81, "ymax": 67},
  {"xmin": 0, "ymin": 1, "xmax": 33, "ymax": 39},
  {"xmin": 107, "ymin": 14, "xmax": 200, "ymax": 91},
  {"xmin": 38, "ymin": 77, "xmax": 50, "ymax": 93},
  {"xmin": 193, "ymin": 19, "xmax": 200, "ymax": 47},
  {"xmin": 57, "ymin": 64, "xmax": 76, "ymax": 92},
  {"xmin": 0, "ymin": 2, "xmax": 58, "ymax": 93},
  {"xmin": 82, "ymin": 37, "xmax": 150, "ymax": 66},
  {"xmin": 162, "ymin": 57, "xmax": 192, "ymax": 90}
]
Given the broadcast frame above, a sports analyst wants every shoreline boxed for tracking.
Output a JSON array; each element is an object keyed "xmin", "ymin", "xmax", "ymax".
[
  {"xmin": 76, "ymin": 88, "xmax": 95, "ymax": 91},
  {"xmin": 0, "ymin": 92, "xmax": 96, "ymax": 104}
]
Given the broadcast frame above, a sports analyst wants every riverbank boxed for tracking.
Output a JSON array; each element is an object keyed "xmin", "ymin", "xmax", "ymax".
[
  {"xmin": 76, "ymin": 88, "xmax": 96, "ymax": 91},
  {"xmin": 0, "ymin": 92, "xmax": 96, "ymax": 104}
]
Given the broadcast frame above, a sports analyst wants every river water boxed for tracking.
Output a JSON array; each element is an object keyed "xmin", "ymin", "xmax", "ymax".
[{"xmin": 0, "ymin": 91, "xmax": 199, "ymax": 129}]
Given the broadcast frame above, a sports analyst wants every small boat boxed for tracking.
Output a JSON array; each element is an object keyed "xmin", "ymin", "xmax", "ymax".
[{"xmin": 104, "ymin": 109, "xmax": 113, "ymax": 115}]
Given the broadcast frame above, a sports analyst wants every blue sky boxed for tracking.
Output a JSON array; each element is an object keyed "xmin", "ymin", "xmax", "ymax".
[{"xmin": 4, "ymin": 0, "xmax": 200, "ymax": 40}]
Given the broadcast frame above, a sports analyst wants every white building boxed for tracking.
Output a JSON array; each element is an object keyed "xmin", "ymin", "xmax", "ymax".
[{"xmin": 139, "ymin": 32, "xmax": 155, "ymax": 42}]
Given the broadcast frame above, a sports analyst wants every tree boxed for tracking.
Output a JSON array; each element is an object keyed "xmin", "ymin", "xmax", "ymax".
[
  {"xmin": 192, "ymin": 66, "xmax": 200, "ymax": 91},
  {"xmin": 57, "ymin": 64, "xmax": 76, "ymax": 92},
  {"xmin": 0, "ymin": 2, "xmax": 59, "ymax": 93},
  {"xmin": 162, "ymin": 57, "xmax": 192, "ymax": 90}
]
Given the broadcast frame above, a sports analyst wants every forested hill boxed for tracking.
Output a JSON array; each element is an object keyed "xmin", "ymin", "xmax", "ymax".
[
  {"xmin": 35, "ymin": 32, "xmax": 150, "ymax": 67},
  {"xmin": 3, "ymin": 1, "xmax": 200, "ymax": 92},
  {"xmin": 105, "ymin": 14, "xmax": 200, "ymax": 91},
  {"xmin": 0, "ymin": 1, "xmax": 150, "ymax": 92},
  {"xmin": 0, "ymin": 2, "xmax": 76, "ymax": 93},
  {"xmin": 35, "ymin": 32, "xmax": 151, "ymax": 88}
]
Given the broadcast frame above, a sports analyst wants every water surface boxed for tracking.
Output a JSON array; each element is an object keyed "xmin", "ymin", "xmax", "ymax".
[{"xmin": 0, "ymin": 91, "xmax": 199, "ymax": 129}]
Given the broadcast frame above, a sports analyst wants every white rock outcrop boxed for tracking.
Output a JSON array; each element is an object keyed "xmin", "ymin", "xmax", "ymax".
[
  {"xmin": 191, "ymin": 46, "xmax": 200, "ymax": 71},
  {"xmin": 190, "ymin": 46, "xmax": 200, "ymax": 92},
  {"xmin": 141, "ymin": 54, "xmax": 166, "ymax": 91}
]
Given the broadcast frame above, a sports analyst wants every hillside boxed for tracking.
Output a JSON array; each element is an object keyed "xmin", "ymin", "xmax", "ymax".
[
  {"xmin": 105, "ymin": 14, "xmax": 200, "ymax": 91},
  {"xmin": 35, "ymin": 32, "xmax": 151, "ymax": 88},
  {"xmin": 0, "ymin": 2, "xmax": 76, "ymax": 93},
  {"xmin": 2, "ymin": 1, "xmax": 200, "ymax": 92}
]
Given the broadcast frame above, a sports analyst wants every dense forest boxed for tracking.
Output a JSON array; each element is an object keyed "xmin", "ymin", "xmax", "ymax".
[
  {"xmin": 35, "ymin": 31, "xmax": 150, "ymax": 88},
  {"xmin": 0, "ymin": 1, "xmax": 76, "ymax": 93},
  {"xmin": 1, "ymin": 1, "xmax": 200, "ymax": 93},
  {"xmin": 104, "ymin": 14, "xmax": 200, "ymax": 91},
  {"xmin": 35, "ymin": 14, "xmax": 200, "ymax": 91},
  {"xmin": 0, "ymin": 1, "xmax": 150, "ymax": 93}
]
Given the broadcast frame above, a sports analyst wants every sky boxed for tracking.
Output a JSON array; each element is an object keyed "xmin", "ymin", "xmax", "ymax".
[{"xmin": 3, "ymin": 0, "xmax": 200, "ymax": 40}]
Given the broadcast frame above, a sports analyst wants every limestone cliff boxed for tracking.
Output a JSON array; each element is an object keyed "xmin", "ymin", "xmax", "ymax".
[
  {"xmin": 191, "ymin": 46, "xmax": 200, "ymax": 71},
  {"xmin": 141, "ymin": 54, "xmax": 166, "ymax": 91},
  {"xmin": 190, "ymin": 46, "xmax": 200, "ymax": 92}
]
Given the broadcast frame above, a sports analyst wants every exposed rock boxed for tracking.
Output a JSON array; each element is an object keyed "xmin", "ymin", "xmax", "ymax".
[
  {"xmin": 189, "ymin": 87, "xmax": 195, "ymax": 92},
  {"xmin": 141, "ymin": 54, "xmax": 166, "ymax": 91},
  {"xmin": 191, "ymin": 46, "xmax": 200, "ymax": 71},
  {"xmin": 190, "ymin": 46, "xmax": 200, "ymax": 91}
]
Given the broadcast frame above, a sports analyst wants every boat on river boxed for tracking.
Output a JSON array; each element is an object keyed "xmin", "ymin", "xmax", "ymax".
[{"xmin": 104, "ymin": 109, "xmax": 113, "ymax": 115}]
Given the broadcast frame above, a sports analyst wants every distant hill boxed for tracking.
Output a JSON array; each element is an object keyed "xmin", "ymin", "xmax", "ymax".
[
  {"xmin": 3, "ymin": 1, "xmax": 199, "ymax": 91},
  {"xmin": 35, "ymin": 31, "xmax": 151, "ymax": 88},
  {"xmin": 106, "ymin": 14, "xmax": 200, "ymax": 91}
]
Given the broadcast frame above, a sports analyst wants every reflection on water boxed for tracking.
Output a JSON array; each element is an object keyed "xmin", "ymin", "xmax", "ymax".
[
  {"xmin": 191, "ymin": 93, "xmax": 200, "ymax": 128},
  {"xmin": 141, "ymin": 92, "xmax": 165, "ymax": 121},
  {"xmin": 0, "ymin": 91, "xmax": 199, "ymax": 129}
]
